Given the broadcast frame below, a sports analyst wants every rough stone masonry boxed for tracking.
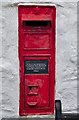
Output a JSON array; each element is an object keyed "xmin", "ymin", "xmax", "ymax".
[{"xmin": 1, "ymin": 0, "xmax": 78, "ymax": 118}]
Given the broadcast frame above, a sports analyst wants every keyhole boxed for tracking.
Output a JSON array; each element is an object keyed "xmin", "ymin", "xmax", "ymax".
[{"xmin": 29, "ymin": 86, "xmax": 33, "ymax": 90}]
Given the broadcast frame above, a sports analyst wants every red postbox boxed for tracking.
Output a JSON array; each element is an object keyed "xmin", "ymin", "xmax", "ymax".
[{"xmin": 18, "ymin": 3, "xmax": 56, "ymax": 116}]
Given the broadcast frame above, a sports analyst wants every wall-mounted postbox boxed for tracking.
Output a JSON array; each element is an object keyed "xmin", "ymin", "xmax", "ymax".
[{"xmin": 18, "ymin": 3, "xmax": 56, "ymax": 116}]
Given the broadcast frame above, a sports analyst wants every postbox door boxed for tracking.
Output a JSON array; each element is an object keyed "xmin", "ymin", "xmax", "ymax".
[{"xmin": 24, "ymin": 57, "xmax": 50, "ymax": 109}]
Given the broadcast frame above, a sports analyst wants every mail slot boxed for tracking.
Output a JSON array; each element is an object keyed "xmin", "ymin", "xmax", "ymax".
[{"xmin": 18, "ymin": 3, "xmax": 56, "ymax": 116}]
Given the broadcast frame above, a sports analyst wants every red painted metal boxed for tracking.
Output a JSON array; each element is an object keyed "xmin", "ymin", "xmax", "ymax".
[{"xmin": 18, "ymin": 4, "xmax": 56, "ymax": 116}]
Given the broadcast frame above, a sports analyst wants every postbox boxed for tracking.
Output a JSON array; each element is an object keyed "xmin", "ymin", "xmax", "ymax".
[{"xmin": 18, "ymin": 3, "xmax": 56, "ymax": 116}]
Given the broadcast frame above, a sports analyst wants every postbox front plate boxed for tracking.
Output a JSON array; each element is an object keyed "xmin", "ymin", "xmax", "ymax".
[{"xmin": 18, "ymin": 4, "xmax": 56, "ymax": 116}]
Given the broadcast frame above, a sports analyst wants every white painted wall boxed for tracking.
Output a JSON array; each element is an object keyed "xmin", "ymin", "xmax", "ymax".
[{"xmin": 1, "ymin": 0, "xmax": 77, "ymax": 118}]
